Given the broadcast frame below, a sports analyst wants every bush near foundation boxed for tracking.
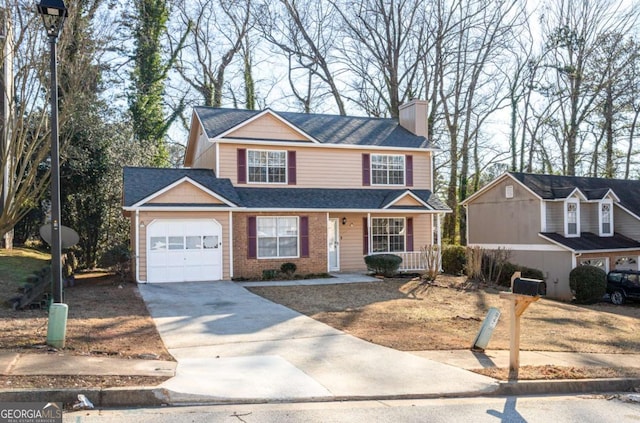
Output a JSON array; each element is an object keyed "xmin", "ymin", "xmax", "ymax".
[
  {"xmin": 364, "ymin": 254, "xmax": 402, "ymax": 277},
  {"xmin": 442, "ymin": 245, "xmax": 466, "ymax": 275},
  {"xmin": 569, "ymin": 265, "xmax": 606, "ymax": 304}
]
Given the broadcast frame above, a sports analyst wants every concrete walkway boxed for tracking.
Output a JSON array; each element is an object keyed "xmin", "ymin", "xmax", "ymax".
[{"xmin": 138, "ymin": 279, "xmax": 498, "ymax": 402}]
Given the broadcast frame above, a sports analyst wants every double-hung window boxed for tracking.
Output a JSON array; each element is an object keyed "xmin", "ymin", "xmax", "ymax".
[
  {"xmin": 371, "ymin": 154, "xmax": 405, "ymax": 185},
  {"xmin": 257, "ymin": 217, "xmax": 298, "ymax": 258},
  {"xmin": 565, "ymin": 199, "xmax": 579, "ymax": 237},
  {"xmin": 372, "ymin": 218, "xmax": 405, "ymax": 252},
  {"xmin": 248, "ymin": 150, "xmax": 286, "ymax": 183},
  {"xmin": 600, "ymin": 201, "xmax": 613, "ymax": 236}
]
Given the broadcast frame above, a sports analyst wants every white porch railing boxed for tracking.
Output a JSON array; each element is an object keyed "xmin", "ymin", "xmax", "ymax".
[{"xmin": 370, "ymin": 251, "xmax": 426, "ymax": 271}]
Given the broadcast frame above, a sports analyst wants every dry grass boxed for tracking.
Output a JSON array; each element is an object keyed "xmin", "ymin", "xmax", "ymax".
[
  {"xmin": 0, "ymin": 265, "xmax": 173, "ymax": 389},
  {"xmin": 248, "ymin": 275, "xmax": 640, "ymax": 353}
]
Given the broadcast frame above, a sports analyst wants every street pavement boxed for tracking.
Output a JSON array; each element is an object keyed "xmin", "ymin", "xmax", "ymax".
[{"xmin": 1, "ymin": 274, "xmax": 640, "ymax": 407}]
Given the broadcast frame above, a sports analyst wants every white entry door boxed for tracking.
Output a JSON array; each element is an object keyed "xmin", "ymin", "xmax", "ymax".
[
  {"xmin": 328, "ymin": 218, "xmax": 339, "ymax": 271},
  {"xmin": 147, "ymin": 219, "xmax": 222, "ymax": 282}
]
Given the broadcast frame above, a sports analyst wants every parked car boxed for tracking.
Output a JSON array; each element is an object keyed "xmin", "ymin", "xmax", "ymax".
[{"xmin": 606, "ymin": 270, "xmax": 640, "ymax": 305}]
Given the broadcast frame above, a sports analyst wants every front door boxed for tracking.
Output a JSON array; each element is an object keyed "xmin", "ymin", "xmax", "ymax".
[{"xmin": 328, "ymin": 218, "xmax": 340, "ymax": 271}]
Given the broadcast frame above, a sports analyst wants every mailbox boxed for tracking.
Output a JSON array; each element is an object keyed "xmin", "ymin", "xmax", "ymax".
[{"xmin": 512, "ymin": 277, "xmax": 546, "ymax": 296}]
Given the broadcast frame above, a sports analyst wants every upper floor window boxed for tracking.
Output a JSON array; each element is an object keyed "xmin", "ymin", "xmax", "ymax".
[
  {"xmin": 372, "ymin": 217, "xmax": 405, "ymax": 252},
  {"xmin": 600, "ymin": 201, "xmax": 613, "ymax": 236},
  {"xmin": 371, "ymin": 154, "xmax": 405, "ymax": 185},
  {"xmin": 248, "ymin": 150, "xmax": 286, "ymax": 183},
  {"xmin": 565, "ymin": 199, "xmax": 580, "ymax": 237}
]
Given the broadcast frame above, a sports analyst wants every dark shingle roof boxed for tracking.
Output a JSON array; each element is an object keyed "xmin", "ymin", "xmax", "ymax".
[
  {"xmin": 540, "ymin": 232, "xmax": 640, "ymax": 252},
  {"xmin": 510, "ymin": 172, "xmax": 640, "ymax": 216},
  {"xmin": 123, "ymin": 167, "xmax": 450, "ymax": 211},
  {"xmin": 193, "ymin": 107, "xmax": 433, "ymax": 149},
  {"xmin": 122, "ymin": 167, "xmax": 240, "ymax": 207},
  {"xmin": 235, "ymin": 188, "xmax": 448, "ymax": 210}
]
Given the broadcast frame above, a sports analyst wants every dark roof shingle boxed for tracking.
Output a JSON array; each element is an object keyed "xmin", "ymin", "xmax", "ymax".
[
  {"xmin": 510, "ymin": 172, "xmax": 640, "ymax": 216},
  {"xmin": 194, "ymin": 107, "xmax": 433, "ymax": 149},
  {"xmin": 540, "ymin": 232, "xmax": 640, "ymax": 252}
]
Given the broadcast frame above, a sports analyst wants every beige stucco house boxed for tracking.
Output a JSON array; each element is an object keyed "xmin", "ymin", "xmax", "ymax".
[
  {"xmin": 462, "ymin": 172, "xmax": 640, "ymax": 300},
  {"xmin": 122, "ymin": 100, "xmax": 450, "ymax": 283}
]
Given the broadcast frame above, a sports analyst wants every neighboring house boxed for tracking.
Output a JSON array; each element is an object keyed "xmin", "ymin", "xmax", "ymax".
[
  {"xmin": 462, "ymin": 172, "xmax": 640, "ymax": 300},
  {"xmin": 122, "ymin": 100, "xmax": 450, "ymax": 283}
]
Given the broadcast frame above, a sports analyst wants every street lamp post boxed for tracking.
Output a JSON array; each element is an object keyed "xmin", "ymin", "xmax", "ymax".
[{"xmin": 38, "ymin": 0, "xmax": 67, "ymax": 348}]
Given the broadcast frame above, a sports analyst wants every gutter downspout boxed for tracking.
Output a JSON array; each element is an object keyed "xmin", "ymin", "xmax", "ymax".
[
  {"xmin": 229, "ymin": 211, "xmax": 234, "ymax": 279},
  {"xmin": 135, "ymin": 209, "xmax": 141, "ymax": 283}
]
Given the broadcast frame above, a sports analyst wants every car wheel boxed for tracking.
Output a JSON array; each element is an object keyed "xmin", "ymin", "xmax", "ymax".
[{"xmin": 611, "ymin": 290, "xmax": 625, "ymax": 305}]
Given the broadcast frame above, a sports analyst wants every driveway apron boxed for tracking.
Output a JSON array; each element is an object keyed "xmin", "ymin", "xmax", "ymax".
[{"xmin": 139, "ymin": 281, "xmax": 497, "ymax": 401}]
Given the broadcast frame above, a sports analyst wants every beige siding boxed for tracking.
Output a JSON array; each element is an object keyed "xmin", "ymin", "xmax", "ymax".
[
  {"xmin": 614, "ymin": 207, "xmax": 640, "ymax": 239},
  {"xmin": 581, "ymin": 202, "xmax": 597, "ymax": 233},
  {"xmin": 509, "ymin": 249, "xmax": 574, "ymax": 300},
  {"xmin": 137, "ymin": 211, "xmax": 231, "ymax": 281},
  {"xmin": 148, "ymin": 182, "xmax": 224, "ymax": 204},
  {"xmin": 190, "ymin": 130, "xmax": 217, "ymax": 170},
  {"xmin": 227, "ymin": 113, "xmax": 311, "ymax": 141},
  {"xmin": 466, "ymin": 178, "xmax": 541, "ymax": 244},
  {"xmin": 332, "ymin": 213, "xmax": 433, "ymax": 272},
  {"xmin": 546, "ymin": 202, "xmax": 563, "ymax": 232},
  {"xmin": 218, "ymin": 143, "xmax": 432, "ymax": 190},
  {"xmin": 394, "ymin": 195, "xmax": 423, "ymax": 207}
]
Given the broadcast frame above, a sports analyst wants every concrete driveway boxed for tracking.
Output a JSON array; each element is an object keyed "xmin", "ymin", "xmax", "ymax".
[{"xmin": 139, "ymin": 280, "xmax": 498, "ymax": 402}]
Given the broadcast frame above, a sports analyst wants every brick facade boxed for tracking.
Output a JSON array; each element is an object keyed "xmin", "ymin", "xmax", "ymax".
[{"xmin": 233, "ymin": 212, "xmax": 328, "ymax": 279}]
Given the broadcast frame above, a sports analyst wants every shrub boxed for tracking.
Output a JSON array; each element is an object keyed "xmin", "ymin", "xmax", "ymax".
[
  {"xmin": 280, "ymin": 262, "xmax": 297, "ymax": 278},
  {"xmin": 364, "ymin": 254, "xmax": 402, "ymax": 277},
  {"xmin": 441, "ymin": 245, "xmax": 466, "ymax": 275},
  {"xmin": 491, "ymin": 262, "xmax": 545, "ymax": 287},
  {"xmin": 262, "ymin": 269, "xmax": 278, "ymax": 280},
  {"xmin": 569, "ymin": 265, "xmax": 606, "ymax": 304}
]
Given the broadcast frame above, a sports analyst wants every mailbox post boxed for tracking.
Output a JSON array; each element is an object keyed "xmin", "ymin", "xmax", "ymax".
[{"xmin": 499, "ymin": 272, "xmax": 545, "ymax": 380}]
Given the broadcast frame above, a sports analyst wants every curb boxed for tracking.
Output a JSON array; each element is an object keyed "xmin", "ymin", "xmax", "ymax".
[
  {"xmin": 1, "ymin": 378, "xmax": 639, "ymax": 408},
  {"xmin": 492, "ymin": 377, "xmax": 640, "ymax": 397}
]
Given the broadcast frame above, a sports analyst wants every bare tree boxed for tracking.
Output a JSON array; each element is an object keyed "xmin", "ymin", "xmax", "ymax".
[
  {"xmin": 172, "ymin": 0, "xmax": 252, "ymax": 108},
  {"xmin": 538, "ymin": 0, "xmax": 638, "ymax": 175},
  {"xmin": 257, "ymin": 0, "xmax": 345, "ymax": 114},
  {"xmin": 332, "ymin": 0, "xmax": 428, "ymax": 118},
  {"xmin": 435, "ymin": 0, "xmax": 526, "ymax": 243}
]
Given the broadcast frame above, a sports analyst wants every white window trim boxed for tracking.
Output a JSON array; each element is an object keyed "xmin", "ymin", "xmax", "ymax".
[
  {"xmin": 371, "ymin": 217, "xmax": 406, "ymax": 253},
  {"xmin": 247, "ymin": 149, "xmax": 288, "ymax": 185},
  {"xmin": 564, "ymin": 198, "xmax": 580, "ymax": 238},
  {"xmin": 371, "ymin": 154, "xmax": 406, "ymax": 186},
  {"xmin": 257, "ymin": 216, "xmax": 299, "ymax": 259},
  {"xmin": 598, "ymin": 199, "xmax": 614, "ymax": 237}
]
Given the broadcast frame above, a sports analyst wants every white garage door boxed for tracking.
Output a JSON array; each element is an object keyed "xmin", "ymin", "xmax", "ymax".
[{"xmin": 147, "ymin": 219, "xmax": 222, "ymax": 282}]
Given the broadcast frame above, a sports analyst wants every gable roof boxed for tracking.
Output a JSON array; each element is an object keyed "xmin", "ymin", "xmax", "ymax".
[
  {"xmin": 193, "ymin": 106, "xmax": 434, "ymax": 149},
  {"xmin": 123, "ymin": 167, "xmax": 450, "ymax": 212},
  {"xmin": 122, "ymin": 167, "xmax": 240, "ymax": 207},
  {"xmin": 509, "ymin": 172, "xmax": 640, "ymax": 216}
]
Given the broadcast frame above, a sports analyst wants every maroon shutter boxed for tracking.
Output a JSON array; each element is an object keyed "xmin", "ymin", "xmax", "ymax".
[
  {"xmin": 406, "ymin": 155, "xmax": 413, "ymax": 187},
  {"xmin": 237, "ymin": 149, "xmax": 247, "ymax": 184},
  {"xmin": 406, "ymin": 217, "xmax": 414, "ymax": 252},
  {"xmin": 362, "ymin": 154, "xmax": 370, "ymax": 186},
  {"xmin": 363, "ymin": 217, "xmax": 369, "ymax": 255},
  {"xmin": 288, "ymin": 151, "xmax": 297, "ymax": 185},
  {"xmin": 300, "ymin": 216, "xmax": 309, "ymax": 257},
  {"xmin": 247, "ymin": 216, "xmax": 257, "ymax": 259}
]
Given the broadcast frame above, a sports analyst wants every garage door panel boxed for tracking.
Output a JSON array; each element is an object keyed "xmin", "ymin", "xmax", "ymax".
[{"xmin": 147, "ymin": 219, "xmax": 222, "ymax": 283}]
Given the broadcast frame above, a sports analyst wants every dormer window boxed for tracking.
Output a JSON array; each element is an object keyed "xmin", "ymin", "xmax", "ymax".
[
  {"xmin": 599, "ymin": 200, "xmax": 613, "ymax": 236},
  {"xmin": 565, "ymin": 199, "xmax": 580, "ymax": 237}
]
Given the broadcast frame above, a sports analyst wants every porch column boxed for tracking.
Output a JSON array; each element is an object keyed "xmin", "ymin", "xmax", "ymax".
[
  {"xmin": 229, "ymin": 211, "xmax": 234, "ymax": 279},
  {"xmin": 367, "ymin": 213, "xmax": 371, "ymax": 255}
]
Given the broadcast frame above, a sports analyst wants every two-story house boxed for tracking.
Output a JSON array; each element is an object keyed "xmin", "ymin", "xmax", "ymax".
[
  {"xmin": 462, "ymin": 172, "xmax": 640, "ymax": 300},
  {"xmin": 122, "ymin": 100, "xmax": 450, "ymax": 283}
]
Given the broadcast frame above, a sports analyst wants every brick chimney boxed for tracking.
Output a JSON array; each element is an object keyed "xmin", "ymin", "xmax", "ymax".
[{"xmin": 399, "ymin": 99, "xmax": 428, "ymax": 138}]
